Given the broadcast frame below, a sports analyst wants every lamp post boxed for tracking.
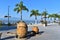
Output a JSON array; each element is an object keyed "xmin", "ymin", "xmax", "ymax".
[{"xmin": 4, "ymin": 6, "xmax": 11, "ymax": 26}]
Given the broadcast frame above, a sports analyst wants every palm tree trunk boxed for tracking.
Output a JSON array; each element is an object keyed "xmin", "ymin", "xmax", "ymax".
[
  {"xmin": 50, "ymin": 18, "xmax": 52, "ymax": 21},
  {"xmin": 45, "ymin": 16, "xmax": 47, "ymax": 26},
  {"xmin": 50, "ymin": 18, "xmax": 52, "ymax": 23},
  {"xmin": 59, "ymin": 18, "xmax": 60, "ymax": 21},
  {"xmin": 58, "ymin": 18, "xmax": 60, "ymax": 25},
  {"xmin": 41, "ymin": 15, "xmax": 43, "ymax": 20},
  {"xmin": 54, "ymin": 18, "xmax": 56, "ymax": 23},
  {"xmin": 35, "ymin": 16, "xmax": 37, "ymax": 24},
  {"xmin": 20, "ymin": 11, "xmax": 22, "ymax": 21}
]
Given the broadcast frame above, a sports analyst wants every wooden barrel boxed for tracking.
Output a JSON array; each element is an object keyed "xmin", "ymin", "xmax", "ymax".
[
  {"xmin": 17, "ymin": 21, "xmax": 28, "ymax": 38},
  {"xmin": 32, "ymin": 26, "xmax": 39, "ymax": 34}
]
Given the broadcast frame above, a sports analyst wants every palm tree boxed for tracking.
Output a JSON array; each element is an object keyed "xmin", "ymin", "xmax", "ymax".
[
  {"xmin": 42, "ymin": 9, "xmax": 48, "ymax": 26},
  {"xmin": 30, "ymin": 10, "xmax": 40, "ymax": 24},
  {"xmin": 52, "ymin": 13, "xmax": 58, "ymax": 22},
  {"xmin": 40, "ymin": 13, "xmax": 43, "ymax": 23},
  {"xmin": 48, "ymin": 14, "xmax": 53, "ymax": 23},
  {"xmin": 56, "ymin": 14, "xmax": 60, "ymax": 24},
  {"xmin": 14, "ymin": 1, "xmax": 29, "ymax": 21},
  {"xmin": 57, "ymin": 15, "xmax": 60, "ymax": 20}
]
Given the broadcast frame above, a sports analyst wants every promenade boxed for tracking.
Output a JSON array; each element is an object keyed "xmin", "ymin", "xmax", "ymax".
[{"xmin": 0, "ymin": 23, "xmax": 60, "ymax": 40}]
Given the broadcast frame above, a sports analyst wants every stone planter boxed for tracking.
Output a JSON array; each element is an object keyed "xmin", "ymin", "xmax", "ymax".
[
  {"xmin": 17, "ymin": 21, "xmax": 28, "ymax": 30},
  {"xmin": 32, "ymin": 26, "xmax": 39, "ymax": 34},
  {"xmin": 17, "ymin": 21, "xmax": 28, "ymax": 38},
  {"xmin": 17, "ymin": 27, "xmax": 27, "ymax": 38}
]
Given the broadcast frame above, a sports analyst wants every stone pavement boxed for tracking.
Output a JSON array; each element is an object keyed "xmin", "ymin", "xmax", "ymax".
[{"xmin": 0, "ymin": 23, "xmax": 60, "ymax": 40}]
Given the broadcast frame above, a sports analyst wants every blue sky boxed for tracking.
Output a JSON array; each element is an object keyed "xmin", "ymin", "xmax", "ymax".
[{"xmin": 0, "ymin": 0, "xmax": 60, "ymax": 20}]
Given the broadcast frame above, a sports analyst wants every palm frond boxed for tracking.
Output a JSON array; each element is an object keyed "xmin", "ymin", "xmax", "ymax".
[
  {"xmin": 14, "ymin": 7, "xmax": 18, "ymax": 11},
  {"xmin": 30, "ymin": 10, "xmax": 40, "ymax": 17},
  {"xmin": 16, "ymin": 4, "xmax": 19, "ymax": 7},
  {"xmin": 19, "ymin": 1, "xmax": 23, "ymax": 7},
  {"xmin": 22, "ymin": 6, "xmax": 29, "ymax": 12},
  {"xmin": 42, "ymin": 11, "xmax": 48, "ymax": 16},
  {"xmin": 30, "ymin": 13, "xmax": 33, "ymax": 17},
  {"xmin": 14, "ymin": 7, "xmax": 21, "ymax": 13},
  {"xmin": 17, "ymin": 9, "xmax": 21, "ymax": 13},
  {"xmin": 20, "ymin": 1, "xmax": 23, "ymax": 4}
]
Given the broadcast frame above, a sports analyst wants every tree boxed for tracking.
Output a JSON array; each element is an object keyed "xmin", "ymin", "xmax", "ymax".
[
  {"xmin": 42, "ymin": 9, "xmax": 48, "ymax": 26},
  {"xmin": 14, "ymin": 1, "xmax": 29, "ymax": 21},
  {"xmin": 40, "ymin": 13, "xmax": 43, "ymax": 23},
  {"xmin": 57, "ymin": 14, "xmax": 60, "ymax": 24},
  {"xmin": 30, "ymin": 10, "xmax": 40, "ymax": 24},
  {"xmin": 57, "ymin": 15, "xmax": 60, "ymax": 20},
  {"xmin": 52, "ymin": 13, "xmax": 58, "ymax": 22},
  {"xmin": 48, "ymin": 14, "xmax": 53, "ymax": 22}
]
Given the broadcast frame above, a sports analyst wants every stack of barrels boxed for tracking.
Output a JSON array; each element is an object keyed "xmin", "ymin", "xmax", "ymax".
[{"xmin": 17, "ymin": 21, "xmax": 28, "ymax": 38}]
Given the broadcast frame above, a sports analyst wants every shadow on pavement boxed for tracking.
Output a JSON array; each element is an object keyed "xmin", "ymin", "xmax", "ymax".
[
  {"xmin": 27, "ymin": 31, "xmax": 44, "ymax": 39},
  {"xmin": 0, "ymin": 31, "xmax": 44, "ymax": 40},
  {"xmin": 1, "ymin": 36, "xmax": 15, "ymax": 40}
]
